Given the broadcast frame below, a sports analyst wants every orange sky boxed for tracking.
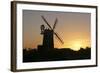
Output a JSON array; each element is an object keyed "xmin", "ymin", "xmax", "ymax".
[{"xmin": 23, "ymin": 10, "xmax": 91, "ymax": 51}]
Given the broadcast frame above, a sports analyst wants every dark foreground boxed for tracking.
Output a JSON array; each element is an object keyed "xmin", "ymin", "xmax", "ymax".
[{"xmin": 23, "ymin": 47, "xmax": 91, "ymax": 62}]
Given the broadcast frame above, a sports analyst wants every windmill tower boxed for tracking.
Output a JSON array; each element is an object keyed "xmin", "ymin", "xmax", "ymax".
[{"xmin": 38, "ymin": 16, "xmax": 64, "ymax": 52}]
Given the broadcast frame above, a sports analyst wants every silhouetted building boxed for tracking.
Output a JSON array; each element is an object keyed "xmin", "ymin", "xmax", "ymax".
[
  {"xmin": 43, "ymin": 29, "xmax": 54, "ymax": 49},
  {"xmin": 38, "ymin": 29, "xmax": 54, "ymax": 52}
]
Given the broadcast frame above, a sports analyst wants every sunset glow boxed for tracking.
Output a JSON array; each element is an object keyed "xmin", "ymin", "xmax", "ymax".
[
  {"xmin": 71, "ymin": 41, "xmax": 82, "ymax": 51},
  {"xmin": 55, "ymin": 39, "xmax": 90, "ymax": 51}
]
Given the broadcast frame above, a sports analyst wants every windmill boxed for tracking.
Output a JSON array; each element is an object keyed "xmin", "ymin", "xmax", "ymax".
[{"xmin": 38, "ymin": 16, "xmax": 64, "ymax": 52}]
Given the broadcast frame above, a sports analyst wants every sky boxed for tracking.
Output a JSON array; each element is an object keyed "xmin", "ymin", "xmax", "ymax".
[{"xmin": 23, "ymin": 10, "xmax": 91, "ymax": 51}]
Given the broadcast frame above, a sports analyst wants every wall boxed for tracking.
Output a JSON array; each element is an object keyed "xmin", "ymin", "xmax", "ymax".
[{"xmin": 0, "ymin": 0, "xmax": 99, "ymax": 73}]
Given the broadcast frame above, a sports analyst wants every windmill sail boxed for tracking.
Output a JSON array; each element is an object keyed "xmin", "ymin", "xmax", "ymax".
[
  {"xmin": 41, "ymin": 16, "xmax": 52, "ymax": 30},
  {"xmin": 53, "ymin": 18, "xmax": 58, "ymax": 30},
  {"xmin": 54, "ymin": 32, "xmax": 64, "ymax": 44}
]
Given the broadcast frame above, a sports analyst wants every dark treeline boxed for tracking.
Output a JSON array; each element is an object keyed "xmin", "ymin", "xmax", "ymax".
[{"xmin": 23, "ymin": 47, "xmax": 91, "ymax": 62}]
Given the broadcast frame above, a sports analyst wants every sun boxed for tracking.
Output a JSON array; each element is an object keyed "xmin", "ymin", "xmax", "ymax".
[{"xmin": 71, "ymin": 41, "xmax": 82, "ymax": 51}]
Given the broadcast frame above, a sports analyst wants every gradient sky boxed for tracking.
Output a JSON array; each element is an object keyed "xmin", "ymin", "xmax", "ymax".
[{"xmin": 23, "ymin": 10, "xmax": 91, "ymax": 51}]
